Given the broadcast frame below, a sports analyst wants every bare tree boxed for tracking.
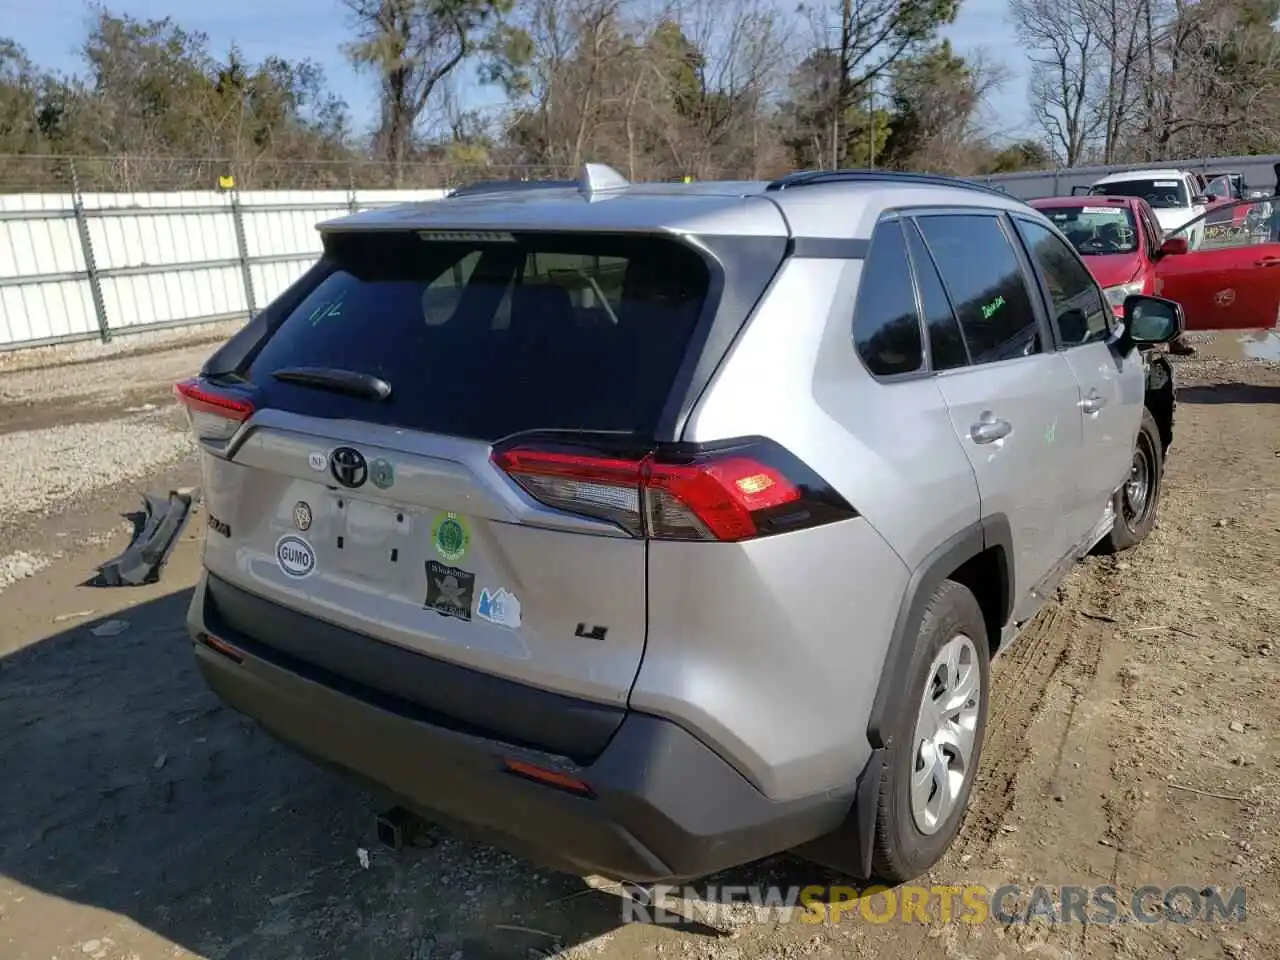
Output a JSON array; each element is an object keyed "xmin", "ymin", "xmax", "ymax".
[
  {"xmin": 343, "ymin": 0, "xmax": 514, "ymax": 174},
  {"xmin": 800, "ymin": 0, "xmax": 959, "ymax": 167},
  {"xmin": 1012, "ymin": 0, "xmax": 1105, "ymax": 165},
  {"xmin": 1083, "ymin": 0, "xmax": 1152, "ymax": 162},
  {"xmin": 662, "ymin": 0, "xmax": 793, "ymax": 177}
]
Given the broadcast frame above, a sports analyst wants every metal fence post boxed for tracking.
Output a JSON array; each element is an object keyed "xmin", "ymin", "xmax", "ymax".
[
  {"xmin": 229, "ymin": 189, "xmax": 257, "ymax": 318},
  {"xmin": 348, "ymin": 172, "xmax": 359, "ymax": 214},
  {"xmin": 69, "ymin": 158, "xmax": 111, "ymax": 343}
]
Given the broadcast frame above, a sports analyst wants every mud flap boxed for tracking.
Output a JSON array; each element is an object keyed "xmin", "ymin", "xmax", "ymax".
[
  {"xmin": 791, "ymin": 748, "xmax": 884, "ymax": 880},
  {"xmin": 94, "ymin": 490, "xmax": 194, "ymax": 587}
]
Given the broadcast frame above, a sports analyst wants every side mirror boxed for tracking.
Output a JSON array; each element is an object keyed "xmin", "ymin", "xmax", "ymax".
[
  {"xmin": 1121, "ymin": 295, "xmax": 1185, "ymax": 349},
  {"xmin": 1192, "ymin": 195, "xmax": 1212, "ymax": 205},
  {"xmin": 1160, "ymin": 236, "xmax": 1189, "ymax": 256}
]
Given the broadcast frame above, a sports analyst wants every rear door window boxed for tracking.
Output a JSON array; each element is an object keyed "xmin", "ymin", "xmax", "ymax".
[
  {"xmin": 915, "ymin": 214, "xmax": 1044, "ymax": 365},
  {"xmin": 903, "ymin": 219, "xmax": 969, "ymax": 370},
  {"xmin": 246, "ymin": 232, "xmax": 712, "ymax": 441}
]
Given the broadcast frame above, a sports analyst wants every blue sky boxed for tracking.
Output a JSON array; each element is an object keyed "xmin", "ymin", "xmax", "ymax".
[{"xmin": 3, "ymin": 0, "xmax": 1029, "ymax": 141}]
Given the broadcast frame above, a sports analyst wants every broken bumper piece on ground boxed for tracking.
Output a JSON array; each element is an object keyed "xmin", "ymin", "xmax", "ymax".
[{"xmin": 93, "ymin": 490, "xmax": 194, "ymax": 587}]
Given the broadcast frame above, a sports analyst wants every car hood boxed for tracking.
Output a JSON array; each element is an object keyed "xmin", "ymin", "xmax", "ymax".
[{"xmin": 1081, "ymin": 252, "xmax": 1143, "ymax": 288}]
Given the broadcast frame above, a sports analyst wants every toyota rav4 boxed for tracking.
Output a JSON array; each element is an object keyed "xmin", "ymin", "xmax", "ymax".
[{"xmin": 179, "ymin": 166, "xmax": 1183, "ymax": 885}]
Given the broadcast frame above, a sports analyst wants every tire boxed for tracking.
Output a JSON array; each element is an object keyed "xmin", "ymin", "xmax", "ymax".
[
  {"xmin": 871, "ymin": 579, "xmax": 990, "ymax": 883},
  {"xmin": 1098, "ymin": 408, "xmax": 1164, "ymax": 554}
]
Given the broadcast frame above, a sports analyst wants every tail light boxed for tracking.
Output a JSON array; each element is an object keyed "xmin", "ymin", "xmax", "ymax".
[
  {"xmin": 174, "ymin": 378, "xmax": 255, "ymax": 442},
  {"xmin": 493, "ymin": 437, "xmax": 857, "ymax": 542}
]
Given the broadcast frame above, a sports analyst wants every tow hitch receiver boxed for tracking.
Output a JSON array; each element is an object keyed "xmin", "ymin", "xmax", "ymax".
[{"xmin": 375, "ymin": 806, "xmax": 431, "ymax": 851}]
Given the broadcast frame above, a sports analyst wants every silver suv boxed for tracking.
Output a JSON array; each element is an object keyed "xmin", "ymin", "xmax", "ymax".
[{"xmin": 179, "ymin": 166, "xmax": 1183, "ymax": 884}]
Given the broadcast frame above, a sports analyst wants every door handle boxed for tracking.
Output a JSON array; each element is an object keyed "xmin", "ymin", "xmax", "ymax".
[
  {"xmin": 1255, "ymin": 257, "xmax": 1280, "ymax": 267},
  {"xmin": 970, "ymin": 416, "xmax": 1012, "ymax": 444},
  {"xmin": 1080, "ymin": 391, "xmax": 1107, "ymax": 414}
]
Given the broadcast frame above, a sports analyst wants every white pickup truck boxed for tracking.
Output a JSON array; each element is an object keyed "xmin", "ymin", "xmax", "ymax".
[{"xmin": 1088, "ymin": 168, "xmax": 1209, "ymax": 249}]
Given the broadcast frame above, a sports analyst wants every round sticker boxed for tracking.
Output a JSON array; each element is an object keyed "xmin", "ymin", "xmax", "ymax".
[
  {"xmin": 293, "ymin": 501, "xmax": 313, "ymax": 531},
  {"xmin": 432, "ymin": 512, "xmax": 471, "ymax": 562},
  {"xmin": 276, "ymin": 535, "xmax": 316, "ymax": 578},
  {"xmin": 308, "ymin": 451, "xmax": 328, "ymax": 472}
]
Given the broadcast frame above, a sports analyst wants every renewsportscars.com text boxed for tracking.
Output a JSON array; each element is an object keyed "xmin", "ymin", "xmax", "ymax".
[{"xmin": 619, "ymin": 883, "xmax": 1247, "ymax": 926}]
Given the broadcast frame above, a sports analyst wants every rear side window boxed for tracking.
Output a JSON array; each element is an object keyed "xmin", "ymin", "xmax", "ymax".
[
  {"xmin": 247, "ymin": 232, "xmax": 711, "ymax": 441},
  {"xmin": 1014, "ymin": 219, "xmax": 1110, "ymax": 346},
  {"xmin": 916, "ymin": 214, "xmax": 1043, "ymax": 365},
  {"xmin": 852, "ymin": 221, "xmax": 923, "ymax": 376}
]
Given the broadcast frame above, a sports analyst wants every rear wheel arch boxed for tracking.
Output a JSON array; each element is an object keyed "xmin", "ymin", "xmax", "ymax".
[
  {"xmin": 796, "ymin": 516, "xmax": 1013, "ymax": 881},
  {"xmin": 866, "ymin": 515, "xmax": 1013, "ymax": 751}
]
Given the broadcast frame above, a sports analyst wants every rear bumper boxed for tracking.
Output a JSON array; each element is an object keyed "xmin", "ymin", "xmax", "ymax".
[{"xmin": 188, "ymin": 574, "xmax": 859, "ymax": 882}]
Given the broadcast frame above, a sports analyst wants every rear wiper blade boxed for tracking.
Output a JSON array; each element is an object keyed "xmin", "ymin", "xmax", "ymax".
[{"xmin": 271, "ymin": 367, "xmax": 391, "ymax": 401}]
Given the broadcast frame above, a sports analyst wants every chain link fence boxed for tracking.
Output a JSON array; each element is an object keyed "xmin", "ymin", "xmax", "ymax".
[{"xmin": 0, "ymin": 155, "xmax": 576, "ymax": 194}]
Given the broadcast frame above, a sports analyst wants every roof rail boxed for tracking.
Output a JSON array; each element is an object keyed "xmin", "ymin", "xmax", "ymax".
[
  {"xmin": 445, "ymin": 164, "xmax": 630, "ymax": 200},
  {"xmin": 765, "ymin": 169, "xmax": 1020, "ymax": 201},
  {"xmin": 447, "ymin": 178, "xmax": 577, "ymax": 198}
]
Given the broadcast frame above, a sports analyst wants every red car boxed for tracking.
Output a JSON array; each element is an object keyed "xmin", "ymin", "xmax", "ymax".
[{"xmin": 1030, "ymin": 194, "xmax": 1280, "ymax": 331}]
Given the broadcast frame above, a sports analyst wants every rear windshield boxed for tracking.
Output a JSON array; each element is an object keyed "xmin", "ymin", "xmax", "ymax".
[
  {"xmin": 1090, "ymin": 178, "xmax": 1188, "ymax": 209},
  {"xmin": 1037, "ymin": 205, "xmax": 1139, "ymax": 255},
  {"xmin": 246, "ymin": 231, "xmax": 713, "ymax": 441}
]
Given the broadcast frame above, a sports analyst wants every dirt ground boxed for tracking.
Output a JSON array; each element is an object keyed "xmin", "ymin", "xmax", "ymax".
[{"xmin": 0, "ymin": 333, "xmax": 1277, "ymax": 960}]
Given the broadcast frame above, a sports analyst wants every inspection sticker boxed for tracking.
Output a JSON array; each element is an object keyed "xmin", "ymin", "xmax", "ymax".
[{"xmin": 432, "ymin": 512, "xmax": 471, "ymax": 562}]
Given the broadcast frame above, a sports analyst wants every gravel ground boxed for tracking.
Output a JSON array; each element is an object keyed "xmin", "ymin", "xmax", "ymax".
[
  {"xmin": 0, "ymin": 413, "xmax": 194, "ymax": 519},
  {"xmin": 0, "ymin": 337, "xmax": 207, "ymax": 590},
  {"xmin": 0, "ymin": 333, "xmax": 1277, "ymax": 960}
]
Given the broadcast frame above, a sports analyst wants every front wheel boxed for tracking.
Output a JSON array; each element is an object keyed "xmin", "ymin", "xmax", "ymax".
[
  {"xmin": 871, "ymin": 580, "xmax": 990, "ymax": 883},
  {"xmin": 1098, "ymin": 407, "xmax": 1164, "ymax": 553}
]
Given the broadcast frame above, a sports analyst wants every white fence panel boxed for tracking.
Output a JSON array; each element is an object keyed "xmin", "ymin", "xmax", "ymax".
[
  {"xmin": 0, "ymin": 185, "xmax": 450, "ymax": 350},
  {"xmin": 85, "ymin": 190, "xmax": 247, "ymax": 332},
  {"xmin": 0, "ymin": 194, "xmax": 97, "ymax": 343}
]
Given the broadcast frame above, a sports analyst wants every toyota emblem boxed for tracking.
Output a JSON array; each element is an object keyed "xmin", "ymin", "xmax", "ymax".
[{"xmin": 330, "ymin": 446, "xmax": 367, "ymax": 488}]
